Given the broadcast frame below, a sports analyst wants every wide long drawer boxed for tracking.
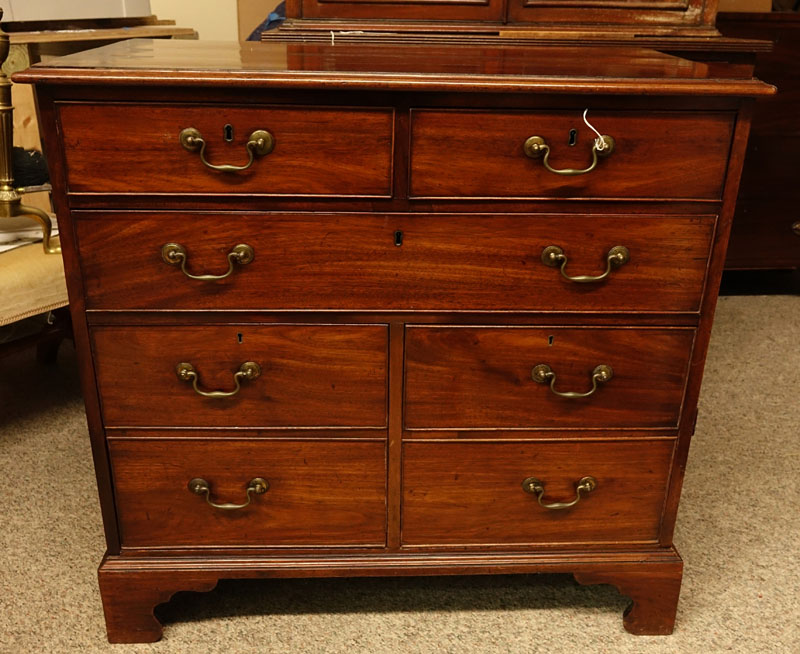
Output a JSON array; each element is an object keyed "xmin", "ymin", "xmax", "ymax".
[
  {"xmin": 75, "ymin": 212, "xmax": 715, "ymax": 313},
  {"xmin": 109, "ymin": 438, "xmax": 387, "ymax": 548},
  {"xmin": 91, "ymin": 325, "xmax": 388, "ymax": 428},
  {"xmin": 402, "ymin": 439, "xmax": 674, "ymax": 546},
  {"xmin": 404, "ymin": 326, "xmax": 694, "ymax": 430},
  {"xmin": 58, "ymin": 103, "xmax": 394, "ymax": 197},
  {"xmin": 410, "ymin": 109, "xmax": 734, "ymax": 200}
]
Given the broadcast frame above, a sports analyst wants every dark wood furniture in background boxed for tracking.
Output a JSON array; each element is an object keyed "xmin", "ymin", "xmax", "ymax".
[
  {"xmin": 17, "ymin": 38, "xmax": 772, "ymax": 643},
  {"xmin": 281, "ymin": 0, "xmax": 722, "ymax": 37},
  {"xmin": 718, "ymin": 11, "xmax": 800, "ymax": 270}
]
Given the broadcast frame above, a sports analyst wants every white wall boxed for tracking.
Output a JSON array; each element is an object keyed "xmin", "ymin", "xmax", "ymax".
[
  {"xmin": 150, "ymin": 0, "xmax": 239, "ymax": 41},
  {"xmin": 5, "ymin": 0, "xmax": 152, "ymax": 22}
]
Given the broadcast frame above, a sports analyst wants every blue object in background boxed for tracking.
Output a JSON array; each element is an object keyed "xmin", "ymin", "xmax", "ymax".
[{"xmin": 247, "ymin": 2, "xmax": 286, "ymax": 41}]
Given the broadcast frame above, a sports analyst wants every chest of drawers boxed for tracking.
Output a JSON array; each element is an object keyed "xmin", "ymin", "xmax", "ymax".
[{"xmin": 16, "ymin": 39, "xmax": 773, "ymax": 643}]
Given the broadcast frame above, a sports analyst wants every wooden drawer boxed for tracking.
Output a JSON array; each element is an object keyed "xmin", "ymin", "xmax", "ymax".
[
  {"xmin": 404, "ymin": 326, "xmax": 694, "ymax": 430},
  {"xmin": 58, "ymin": 103, "xmax": 394, "ymax": 197},
  {"xmin": 92, "ymin": 325, "xmax": 387, "ymax": 428},
  {"xmin": 402, "ymin": 440, "xmax": 674, "ymax": 546},
  {"xmin": 75, "ymin": 212, "xmax": 714, "ymax": 313},
  {"xmin": 109, "ymin": 438, "xmax": 386, "ymax": 548},
  {"xmin": 410, "ymin": 109, "xmax": 733, "ymax": 200}
]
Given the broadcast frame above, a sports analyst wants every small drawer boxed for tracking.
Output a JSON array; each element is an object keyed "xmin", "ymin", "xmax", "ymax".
[
  {"xmin": 75, "ymin": 212, "xmax": 714, "ymax": 313},
  {"xmin": 110, "ymin": 438, "xmax": 386, "ymax": 548},
  {"xmin": 58, "ymin": 103, "xmax": 394, "ymax": 197},
  {"xmin": 404, "ymin": 326, "xmax": 694, "ymax": 430},
  {"xmin": 402, "ymin": 440, "xmax": 674, "ymax": 546},
  {"xmin": 92, "ymin": 325, "xmax": 387, "ymax": 428},
  {"xmin": 410, "ymin": 109, "xmax": 733, "ymax": 200}
]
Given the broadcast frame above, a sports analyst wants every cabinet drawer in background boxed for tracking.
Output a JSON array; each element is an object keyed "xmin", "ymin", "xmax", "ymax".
[
  {"xmin": 75, "ymin": 212, "xmax": 715, "ymax": 313},
  {"xmin": 91, "ymin": 325, "xmax": 387, "ymax": 428},
  {"xmin": 402, "ymin": 439, "xmax": 674, "ymax": 546},
  {"xmin": 58, "ymin": 103, "xmax": 394, "ymax": 197},
  {"xmin": 404, "ymin": 326, "xmax": 694, "ymax": 430},
  {"xmin": 410, "ymin": 109, "xmax": 733, "ymax": 200},
  {"xmin": 110, "ymin": 438, "xmax": 387, "ymax": 548}
]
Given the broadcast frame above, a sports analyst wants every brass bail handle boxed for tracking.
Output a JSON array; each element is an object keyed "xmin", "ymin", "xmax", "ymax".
[
  {"xmin": 522, "ymin": 476, "xmax": 597, "ymax": 510},
  {"xmin": 161, "ymin": 242, "xmax": 254, "ymax": 281},
  {"xmin": 531, "ymin": 363, "xmax": 613, "ymax": 399},
  {"xmin": 176, "ymin": 361, "xmax": 261, "ymax": 398},
  {"xmin": 188, "ymin": 477, "xmax": 269, "ymax": 510},
  {"xmin": 524, "ymin": 134, "xmax": 615, "ymax": 176},
  {"xmin": 541, "ymin": 245, "xmax": 629, "ymax": 283},
  {"xmin": 179, "ymin": 127, "xmax": 274, "ymax": 172}
]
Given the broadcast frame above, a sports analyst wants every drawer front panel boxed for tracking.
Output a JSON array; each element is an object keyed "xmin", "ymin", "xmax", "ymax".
[
  {"xmin": 76, "ymin": 212, "xmax": 714, "ymax": 313},
  {"xmin": 110, "ymin": 439, "xmax": 386, "ymax": 548},
  {"xmin": 410, "ymin": 110, "xmax": 733, "ymax": 200},
  {"xmin": 402, "ymin": 440, "xmax": 674, "ymax": 546},
  {"xmin": 404, "ymin": 327, "xmax": 694, "ymax": 429},
  {"xmin": 92, "ymin": 325, "xmax": 387, "ymax": 427},
  {"xmin": 58, "ymin": 103, "xmax": 394, "ymax": 197}
]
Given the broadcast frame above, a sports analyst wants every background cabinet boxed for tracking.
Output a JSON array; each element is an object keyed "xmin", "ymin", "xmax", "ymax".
[{"xmin": 287, "ymin": 0, "xmax": 720, "ymax": 35}]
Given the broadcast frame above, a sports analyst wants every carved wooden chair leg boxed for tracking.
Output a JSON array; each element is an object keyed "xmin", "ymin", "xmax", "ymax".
[{"xmin": 35, "ymin": 308, "xmax": 71, "ymax": 363}]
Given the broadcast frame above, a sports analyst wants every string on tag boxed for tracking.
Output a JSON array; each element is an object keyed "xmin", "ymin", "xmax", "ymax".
[
  {"xmin": 330, "ymin": 31, "xmax": 335, "ymax": 46},
  {"xmin": 583, "ymin": 109, "xmax": 606, "ymax": 151}
]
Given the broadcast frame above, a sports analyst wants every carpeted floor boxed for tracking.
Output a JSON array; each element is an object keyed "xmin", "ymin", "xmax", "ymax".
[{"xmin": 1, "ymin": 295, "xmax": 798, "ymax": 653}]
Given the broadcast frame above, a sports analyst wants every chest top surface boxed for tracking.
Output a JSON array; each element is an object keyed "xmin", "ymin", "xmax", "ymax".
[{"xmin": 14, "ymin": 38, "xmax": 773, "ymax": 98}]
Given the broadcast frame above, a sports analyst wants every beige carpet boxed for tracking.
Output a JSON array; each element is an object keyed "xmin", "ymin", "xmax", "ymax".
[{"xmin": 1, "ymin": 295, "xmax": 798, "ymax": 653}]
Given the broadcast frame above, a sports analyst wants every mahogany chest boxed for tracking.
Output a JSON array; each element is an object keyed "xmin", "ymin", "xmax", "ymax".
[{"xmin": 16, "ymin": 38, "xmax": 773, "ymax": 642}]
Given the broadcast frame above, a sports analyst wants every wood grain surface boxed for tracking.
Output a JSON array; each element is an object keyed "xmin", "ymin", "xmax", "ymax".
[
  {"xmin": 404, "ymin": 326, "xmax": 695, "ymax": 430},
  {"xmin": 20, "ymin": 35, "xmax": 763, "ymax": 641},
  {"xmin": 58, "ymin": 103, "xmax": 394, "ymax": 196},
  {"xmin": 401, "ymin": 439, "xmax": 674, "ymax": 545},
  {"xmin": 410, "ymin": 109, "xmax": 734, "ymax": 200},
  {"xmin": 109, "ymin": 438, "xmax": 387, "ymax": 547},
  {"xmin": 74, "ymin": 212, "xmax": 715, "ymax": 313},
  {"xmin": 91, "ymin": 325, "xmax": 388, "ymax": 427},
  {"xmin": 13, "ymin": 40, "xmax": 775, "ymax": 98}
]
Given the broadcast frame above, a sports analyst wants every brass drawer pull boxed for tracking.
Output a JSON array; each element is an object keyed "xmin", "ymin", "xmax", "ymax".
[
  {"xmin": 531, "ymin": 363, "xmax": 613, "ymax": 399},
  {"xmin": 161, "ymin": 242, "xmax": 254, "ymax": 281},
  {"xmin": 524, "ymin": 134, "xmax": 615, "ymax": 176},
  {"xmin": 522, "ymin": 476, "xmax": 597, "ymax": 510},
  {"xmin": 176, "ymin": 361, "xmax": 261, "ymax": 398},
  {"xmin": 179, "ymin": 127, "xmax": 274, "ymax": 172},
  {"xmin": 541, "ymin": 244, "xmax": 629, "ymax": 283},
  {"xmin": 188, "ymin": 477, "xmax": 269, "ymax": 510}
]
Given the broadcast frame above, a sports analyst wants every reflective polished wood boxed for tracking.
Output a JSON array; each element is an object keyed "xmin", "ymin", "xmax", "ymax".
[{"xmin": 16, "ymin": 39, "xmax": 772, "ymax": 643}]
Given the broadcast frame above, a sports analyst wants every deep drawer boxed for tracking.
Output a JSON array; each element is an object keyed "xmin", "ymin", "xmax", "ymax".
[
  {"xmin": 75, "ymin": 212, "xmax": 715, "ymax": 313},
  {"xmin": 58, "ymin": 103, "xmax": 394, "ymax": 197},
  {"xmin": 402, "ymin": 439, "xmax": 674, "ymax": 546},
  {"xmin": 109, "ymin": 438, "xmax": 386, "ymax": 548},
  {"xmin": 410, "ymin": 109, "xmax": 734, "ymax": 200},
  {"xmin": 404, "ymin": 326, "xmax": 694, "ymax": 430},
  {"xmin": 91, "ymin": 325, "xmax": 387, "ymax": 428}
]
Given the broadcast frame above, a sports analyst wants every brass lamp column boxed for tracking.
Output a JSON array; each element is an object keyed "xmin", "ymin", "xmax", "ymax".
[{"xmin": 0, "ymin": 9, "xmax": 59, "ymax": 254}]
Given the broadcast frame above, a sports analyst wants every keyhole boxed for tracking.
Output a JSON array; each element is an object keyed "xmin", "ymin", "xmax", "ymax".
[
  {"xmin": 224, "ymin": 124, "xmax": 234, "ymax": 142},
  {"xmin": 568, "ymin": 129, "xmax": 578, "ymax": 147},
  {"xmin": 548, "ymin": 335, "xmax": 555, "ymax": 346},
  {"xmin": 394, "ymin": 230, "xmax": 403, "ymax": 247},
  {"xmin": 237, "ymin": 333, "xmax": 243, "ymax": 344}
]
